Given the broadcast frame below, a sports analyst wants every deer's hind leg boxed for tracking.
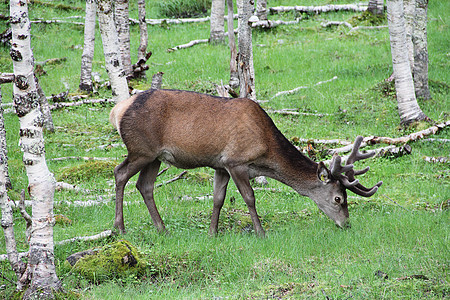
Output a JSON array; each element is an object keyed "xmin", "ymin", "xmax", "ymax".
[
  {"xmin": 136, "ymin": 160, "xmax": 166, "ymax": 233},
  {"xmin": 114, "ymin": 156, "xmax": 153, "ymax": 233}
]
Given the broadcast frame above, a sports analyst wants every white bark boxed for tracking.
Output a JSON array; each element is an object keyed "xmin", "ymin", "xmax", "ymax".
[
  {"xmin": 386, "ymin": 0, "xmax": 428, "ymax": 124},
  {"xmin": 413, "ymin": 0, "xmax": 430, "ymax": 99},
  {"xmin": 403, "ymin": 0, "xmax": 415, "ymax": 70},
  {"xmin": 9, "ymin": 0, "xmax": 62, "ymax": 296},
  {"xmin": 227, "ymin": 0, "xmax": 239, "ymax": 89},
  {"xmin": 34, "ymin": 75, "xmax": 54, "ymax": 132},
  {"xmin": 115, "ymin": 0, "xmax": 132, "ymax": 78},
  {"xmin": 79, "ymin": 0, "xmax": 96, "ymax": 92},
  {"xmin": 95, "ymin": 0, "xmax": 129, "ymax": 103},
  {"xmin": 210, "ymin": 0, "xmax": 226, "ymax": 44},
  {"xmin": 255, "ymin": 0, "xmax": 268, "ymax": 21},
  {"xmin": 237, "ymin": 0, "xmax": 256, "ymax": 100},
  {"xmin": 137, "ymin": 0, "xmax": 148, "ymax": 62}
]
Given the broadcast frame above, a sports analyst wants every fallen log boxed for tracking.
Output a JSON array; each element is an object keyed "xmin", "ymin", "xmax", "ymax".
[
  {"xmin": 271, "ymin": 76, "xmax": 338, "ymax": 99},
  {"xmin": 56, "ymin": 230, "xmax": 114, "ymax": 246},
  {"xmin": 270, "ymin": 4, "xmax": 367, "ymax": 14},
  {"xmin": 50, "ymin": 98, "xmax": 115, "ymax": 110},
  {"xmin": 167, "ymin": 39, "xmax": 209, "ymax": 52},
  {"xmin": 267, "ymin": 109, "xmax": 330, "ymax": 117},
  {"xmin": 251, "ymin": 18, "xmax": 301, "ymax": 29},
  {"xmin": 0, "ymin": 73, "xmax": 14, "ymax": 84},
  {"xmin": 423, "ymin": 156, "xmax": 449, "ymax": 164}
]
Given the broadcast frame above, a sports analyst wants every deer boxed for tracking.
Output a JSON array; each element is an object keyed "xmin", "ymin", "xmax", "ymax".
[{"xmin": 110, "ymin": 89, "xmax": 382, "ymax": 236}]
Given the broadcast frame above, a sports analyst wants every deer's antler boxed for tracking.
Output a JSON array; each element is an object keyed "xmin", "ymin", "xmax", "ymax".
[{"xmin": 330, "ymin": 136, "xmax": 383, "ymax": 197}]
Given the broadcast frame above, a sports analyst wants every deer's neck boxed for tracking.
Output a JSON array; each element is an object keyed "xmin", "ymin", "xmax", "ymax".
[{"xmin": 256, "ymin": 130, "xmax": 321, "ymax": 197}]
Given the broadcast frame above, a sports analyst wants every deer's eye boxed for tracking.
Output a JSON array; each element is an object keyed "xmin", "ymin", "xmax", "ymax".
[{"xmin": 334, "ymin": 196, "xmax": 342, "ymax": 204}]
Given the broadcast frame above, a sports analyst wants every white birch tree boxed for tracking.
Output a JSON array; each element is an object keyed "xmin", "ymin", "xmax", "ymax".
[
  {"xmin": 95, "ymin": 0, "xmax": 129, "ymax": 103},
  {"xmin": 227, "ymin": 0, "xmax": 239, "ymax": 89},
  {"xmin": 210, "ymin": 0, "xmax": 225, "ymax": 44},
  {"xmin": 386, "ymin": 0, "xmax": 429, "ymax": 124},
  {"xmin": 412, "ymin": 0, "xmax": 430, "ymax": 99},
  {"xmin": 0, "ymin": 86, "xmax": 24, "ymax": 281},
  {"xmin": 115, "ymin": 0, "xmax": 132, "ymax": 78},
  {"xmin": 9, "ymin": 0, "xmax": 62, "ymax": 297},
  {"xmin": 237, "ymin": 0, "xmax": 256, "ymax": 100},
  {"xmin": 137, "ymin": 0, "xmax": 148, "ymax": 62},
  {"xmin": 79, "ymin": 0, "xmax": 96, "ymax": 92}
]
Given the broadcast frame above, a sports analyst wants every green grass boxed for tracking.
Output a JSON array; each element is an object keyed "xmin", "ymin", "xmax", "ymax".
[{"xmin": 0, "ymin": 0, "xmax": 449, "ymax": 299}]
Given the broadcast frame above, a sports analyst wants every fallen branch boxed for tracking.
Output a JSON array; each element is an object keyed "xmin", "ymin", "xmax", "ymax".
[
  {"xmin": 85, "ymin": 143, "xmax": 125, "ymax": 152},
  {"xmin": 423, "ymin": 156, "xmax": 449, "ymax": 164},
  {"xmin": 31, "ymin": 19, "xmax": 84, "ymax": 25},
  {"xmin": 321, "ymin": 21, "xmax": 353, "ymax": 29},
  {"xmin": 50, "ymin": 156, "xmax": 117, "ymax": 162},
  {"xmin": 0, "ymin": 73, "xmax": 14, "ymax": 84},
  {"xmin": 167, "ymin": 39, "xmax": 209, "ymax": 52},
  {"xmin": 35, "ymin": 57, "xmax": 68, "ymax": 66},
  {"xmin": 266, "ymin": 108, "xmax": 331, "ymax": 117},
  {"xmin": 0, "ymin": 251, "xmax": 29, "ymax": 262},
  {"xmin": 365, "ymin": 121, "xmax": 450, "ymax": 145},
  {"xmin": 251, "ymin": 18, "xmax": 301, "ymax": 29},
  {"xmin": 56, "ymin": 230, "xmax": 114, "ymax": 246},
  {"xmin": 270, "ymin": 4, "xmax": 367, "ymax": 14},
  {"xmin": 321, "ymin": 21, "xmax": 387, "ymax": 33},
  {"xmin": 50, "ymin": 98, "xmax": 115, "ymax": 110},
  {"xmin": 155, "ymin": 171, "xmax": 188, "ymax": 188},
  {"xmin": 292, "ymin": 138, "xmax": 352, "ymax": 146},
  {"xmin": 271, "ymin": 76, "xmax": 338, "ymax": 99}
]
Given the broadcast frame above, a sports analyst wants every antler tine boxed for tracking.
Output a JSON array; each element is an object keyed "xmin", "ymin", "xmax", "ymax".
[
  {"xmin": 346, "ymin": 136, "xmax": 375, "ymax": 166},
  {"xmin": 330, "ymin": 136, "xmax": 383, "ymax": 197}
]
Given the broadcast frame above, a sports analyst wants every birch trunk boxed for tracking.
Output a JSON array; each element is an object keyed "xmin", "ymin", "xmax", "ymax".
[
  {"xmin": 237, "ymin": 0, "xmax": 256, "ymax": 100},
  {"xmin": 137, "ymin": 0, "xmax": 148, "ymax": 62},
  {"xmin": 115, "ymin": 0, "xmax": 132, "ymax": 78},
  {"xmin": 9, "ymin": 0, "xmax": 62, "ymax": 297},
  {"xmin": 387, "ymin": 0, "xmax": 428, "ymax": 124},
  {"xmin": 96, "ymin": 0, "xmax": 129, "ymax": 103},
  {"xmin": 227, "ymin": 0, "xmax": 239, "ymax": 89},
  {"xmin": 413, "ymin": 0, "xmax": 430, "ymax": 99},
  {"xmin": 255, "ymin": 0, "xmax": 268, "ymax": 21},
  {"xmin": 79, "ymin": 0, "xmax": 96, "ymax": 92},
  {"xmin": 368, "ymin": 0, "xmax": 384, "ymax": 15},
  {"xmin": 403, "ymin": 0, "xmax": 415, "ymax": 70},
  {"xmin": 0, "ymin": 86, "xmax": 24, "ymax": 280},
  {"xmin": 210, "ymin": 0, "xmax": 225, "ymax": 44}
]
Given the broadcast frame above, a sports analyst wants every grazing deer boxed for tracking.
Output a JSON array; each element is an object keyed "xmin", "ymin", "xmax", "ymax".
[{"xmin": 110, "ymin": 89, "xmax": 382, "ymax": 236}]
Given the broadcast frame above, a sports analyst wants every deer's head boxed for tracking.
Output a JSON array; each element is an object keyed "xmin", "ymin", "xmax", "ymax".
[{"xmin": 310, "ymin": 136, "xmax": 382, "ymax": 228}]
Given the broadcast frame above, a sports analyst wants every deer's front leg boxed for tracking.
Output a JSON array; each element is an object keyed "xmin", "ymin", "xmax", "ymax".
[
  {"xmin": 228, "ymin": 166, "xmax": 265, "ymax": 237},
  {"xmin": 209, "ymin": 169, "xmax": 230, "ymax": 236}
]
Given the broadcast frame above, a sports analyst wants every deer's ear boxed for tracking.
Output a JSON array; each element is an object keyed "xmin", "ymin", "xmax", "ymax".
[{"xmin": 317, "ymin": 162, "xmax": 331, "ymax": 183}]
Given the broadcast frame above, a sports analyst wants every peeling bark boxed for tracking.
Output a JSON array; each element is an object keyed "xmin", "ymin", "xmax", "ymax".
[
  {"xmin": 10, "ymin": 0, "xmax": 62, "ymax": 297},
  {"xmin": 79, "ymin": 0, "xmax": 96, "ymax": 92},
  {"xmin": 237, "ymin": 0, "xmax": 256, "ymax": 100},
  {"xmin": 386, "ymin": 0, "xmax": 429, "ymax": 124},
  {"xmin": 96, "ymin": 0, "xmax": 129, "ymax": 103},
  {"xmin": 34, "ymin": 76, "xmax": 54, "ymax": 132},
  {"xmin": 210, "ymin": 0, "xmax": 225, "ymax": 44}
]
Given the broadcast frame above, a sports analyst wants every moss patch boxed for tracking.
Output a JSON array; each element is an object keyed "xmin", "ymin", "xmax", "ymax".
[
  {"xmin": 70, "ymin": 240, "xmax": 147, "ymax": 283},
  {"xmin": 56, "ymin": 160, "xmax": 117, "ymax": 184}
]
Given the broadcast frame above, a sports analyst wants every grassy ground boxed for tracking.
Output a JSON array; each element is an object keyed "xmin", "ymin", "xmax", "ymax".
[{"xmin": 0, "ymin": 0, "xmax": 449, "ymax": 299}]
